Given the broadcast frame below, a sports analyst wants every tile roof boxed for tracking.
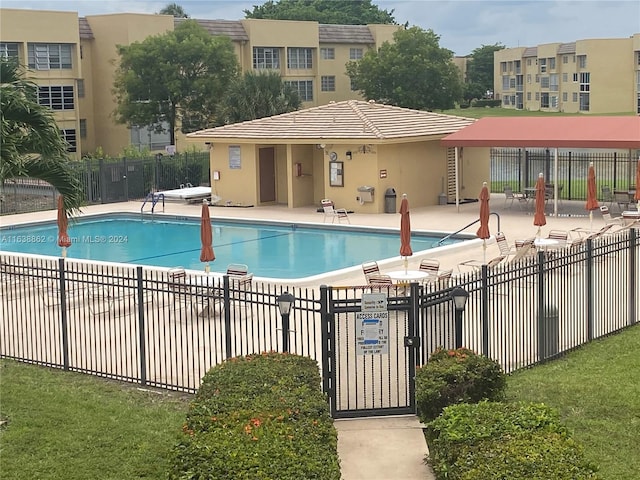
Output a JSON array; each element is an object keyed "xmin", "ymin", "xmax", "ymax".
[
  {"xmin": 557, "ymin": 42, "xmax": 576, "ymax": 54},
  {"xmin": 319, "ymin": 24, "xmax": 374, "ymax": 44},
  {"xmin": 187, "ymin": 100, "xmax": 476, "ymax": 143},
  {"xmin": 79, "ymin": 17, "xmax": 94, "ymax": 39},
  {"xmin": 176, "ymin": 18, "xmax": 249, "ymax": 41},
  {"xmin": 522, "ymin": 47, "xmax": 537, "ymax": 57}
]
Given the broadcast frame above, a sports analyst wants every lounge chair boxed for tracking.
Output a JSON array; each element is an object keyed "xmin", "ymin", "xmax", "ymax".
[
  {"xmin": 599, "ymin": 205, "xmax": 624, "ymax": 226},
  {"xmin": 226, "ymin": 263, "xmax": 254, "ymax": 301},
  {"xmin": 321, "ymin": 199, "xmax": 350, "ymax": 224},
  {"xmin": 546, "ymin": 230, "xmax": 568, "ymax": 248},
  {"xmin": 601, "ymin": 185, "xmax": 614, "ymax": 207},
  {"xmin": 494, "ymin": 232, "xmax": 513, "ymax": 256},
  {"xmin": 503, "ymin": 185, "xmax": 527, "ymax": 210},
  {"xmin": 362, "ymin": 260, "xmax": 380, "ymax": 283},
  {"xmin": 434, "ymin": 269, "xmax": 453, "ymax": 288},
  {"xmin": 508, "ymin": 241, "xmax": 535, "ymax": 265},
  {"xmin": 457, "ymin": 255, "xmax": 507, "ymax": 273},
  {"xmin": 570, "ymin": 224, "xmax": 614, "ymax": 240},
  {"xmin": 168, "ymin": 267, "xmax": 209, "ymax": 317}
]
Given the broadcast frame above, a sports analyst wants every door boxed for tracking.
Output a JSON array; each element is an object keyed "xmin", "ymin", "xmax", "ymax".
[{"xmin": 259, "ymin": 147, "xmax": 276, "ymax": 203}]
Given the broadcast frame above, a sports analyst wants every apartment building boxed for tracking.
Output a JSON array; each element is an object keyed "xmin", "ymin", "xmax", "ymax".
[
  {"xmin": 0, "ymin": 8, "xmax": 399, "ymax": 157},
  {"xmin": 494, "ymin": 34, "xmax": 640, "ymax": 114}
]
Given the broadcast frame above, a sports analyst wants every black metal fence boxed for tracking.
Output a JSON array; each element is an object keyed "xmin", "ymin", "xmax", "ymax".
[
  {"xmin": 0, "ymin": 151, "xmax": 210, "ymax": 215},
  {"xmin": 2, "ymin": 229, "xmax": 638, "ymax": 411},
  {"xmin": 492, "ymin": 148, "xmax": 638, "ymax": 201}
]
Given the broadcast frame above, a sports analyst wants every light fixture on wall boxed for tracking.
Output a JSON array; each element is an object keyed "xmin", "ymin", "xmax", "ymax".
[
  {"xmin": 357, "ymin": 144, "xmax": 376, "ymax": 154},
  {"xmin": 316, "ymin": 143, "xmax": 325, "ymax": 149},
  {"xmin": 346, "ymin": 151, "xmax": 352, "ymax": 160},
  {"xmin": 204, "ymin": 142, "xmax": 212, "ymax": 151}
]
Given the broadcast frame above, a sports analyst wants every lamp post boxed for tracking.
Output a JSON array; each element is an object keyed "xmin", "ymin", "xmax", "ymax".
[
  {"xmin": 450, "ymin": 287, "xmax": 469, "ymax": 349},
  {"xmin": 276, "ymin": 292, "xmax": 295, "ymax": 352}
]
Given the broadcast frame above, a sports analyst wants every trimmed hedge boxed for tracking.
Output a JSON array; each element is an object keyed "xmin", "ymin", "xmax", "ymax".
[
  {"xmin": 471, "ymin": 99, "xmax": 502, "ymax": 107},
  {"xmin": 415, "ymin": 347, "xmax": 506, "ymax": 422},
  {"xmin": 168, "ymin": 352, "xmax": 340, "ymax": 480},
  {"xmin": 425, "ymin": 401, "xmax": 599, "ymax": 479}
]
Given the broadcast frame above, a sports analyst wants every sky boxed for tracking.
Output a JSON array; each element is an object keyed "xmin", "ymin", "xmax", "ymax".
[{"xmin": 1, "ymin": 0, "xmax": 638, "ymax": 56}]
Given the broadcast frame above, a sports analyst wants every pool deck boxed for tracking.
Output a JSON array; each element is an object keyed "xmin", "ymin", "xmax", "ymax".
[{"xmin": 2, "ymin": 195, "xmax": 616, "ymax": 287}]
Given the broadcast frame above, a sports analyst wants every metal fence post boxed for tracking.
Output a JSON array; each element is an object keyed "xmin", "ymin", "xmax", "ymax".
[
  {"xmin": 629, "ymin": 228, "xmax": 637, "ymax": 326},
  {"xmin": 223, "ymin": 275, "xmax": 232, "ymax": 358},
  {"xmin": 481, "ymin": 265, "xmax": 489, "ymax": 356},
  {"xmin": 58, "ymin": 258, "xmax": 70, "ymax": 370},
  {"xmin": 586, "ymin": 238, "xmax": 594, "ymax": 341},
  {"xmin": 136, "ymin": 266, "xmax": 147, "ymax": 386},
  {"xmin": 123, "ymin": 157, "xmax": 129, "ymax": 202}
]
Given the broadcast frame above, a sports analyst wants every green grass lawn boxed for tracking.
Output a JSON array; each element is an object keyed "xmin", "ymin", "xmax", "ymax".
[
  {"xmin": 506, "ymin": 323, "xmax": 640, "ymax": 480},
  {"xmin": 0, "ymin": 360, "xmax": 190, "ymax": 480}
]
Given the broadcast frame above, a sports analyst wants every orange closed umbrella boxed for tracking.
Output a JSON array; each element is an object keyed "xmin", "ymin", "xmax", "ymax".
[
  {"xmin": 57, "ymin": 195, "xmax": 71, "ymax": 257},
  {"xmin": 476, "ymin": 182, "xmax": 490, "ymax": 263},
  {"xmin": 199, "ymin": 200, "xmax": 215, "ymax": 272},
  {"xmin": 399, "ymin": 194, "xmax": 412, "ymax": 274},
  {"xmin": 634, "ymin": 158, "xmax": 639, "ymax": 203},
  {"xmin": 533, "ymin": 173, "xmax": 547, "ymax": 237},
  {"xmin": 585, "ymin": 162, "xmax": 599, "ymax": 232}
]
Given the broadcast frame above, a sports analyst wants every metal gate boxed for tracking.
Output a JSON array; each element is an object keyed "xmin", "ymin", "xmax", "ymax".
[{"xmin": 321, "ymin": 284, "xmax": 420, "ymax": 419}]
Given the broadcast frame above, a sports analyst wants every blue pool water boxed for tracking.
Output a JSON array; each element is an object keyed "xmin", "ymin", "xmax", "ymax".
[{"xmin": 0, "ymin": 215, "xmax": 465, "ymax": 278}]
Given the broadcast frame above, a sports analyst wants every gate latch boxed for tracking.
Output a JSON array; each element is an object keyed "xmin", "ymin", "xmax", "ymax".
[{"xmin": 404, "ymin": 336, "xmax": 420, "ymax": 348}]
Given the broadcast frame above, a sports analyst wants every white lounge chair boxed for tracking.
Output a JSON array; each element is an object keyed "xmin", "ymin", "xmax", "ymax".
[
  {"xmin": 599, "ymin": 205, "xmax": 624, "ymax": 226},
  {"xmin": 321, "ymin": 199, "xmax": 350, "ymax": 224},
  {"xmin": 362, "ymin": 261, "xmax": 380, "ymax": 283}
]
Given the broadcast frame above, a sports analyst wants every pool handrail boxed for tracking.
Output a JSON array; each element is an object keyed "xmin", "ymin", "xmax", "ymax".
[
  {"xmin": 435, "ymin": 212, "xmax": 501, "ymax": 246},
  {"xmin": 141, "ymin": 192, "xmax": 165, "ymax": 214}
]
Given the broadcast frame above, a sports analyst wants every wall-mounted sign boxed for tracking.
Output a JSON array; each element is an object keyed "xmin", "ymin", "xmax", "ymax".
[
  {"xmin": 228, "ymin": 146, "xmax": 241, "ymax": 169},
  {"xmin": 330, "ymin": 161, "xmax": 343, "ymax": 187},
  {"xmin": 379, "ymin": 169, "xmax": 387, "ymax": 179}
]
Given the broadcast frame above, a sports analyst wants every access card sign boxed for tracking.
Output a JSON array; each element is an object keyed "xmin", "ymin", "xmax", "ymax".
[{"xmin": 355, "ymin": 312, "xmax": 389, "ymax": 355}]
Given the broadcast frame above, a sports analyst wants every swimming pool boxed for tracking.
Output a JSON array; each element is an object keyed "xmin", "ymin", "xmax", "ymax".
[{"xmin": 0, "ymin": 214, "xmax": 468, "ymax": 278}]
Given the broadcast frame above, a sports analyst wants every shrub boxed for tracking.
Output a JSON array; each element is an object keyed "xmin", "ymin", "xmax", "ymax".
[
  {"xmin": 168, "ymin": 352, "xmax": 341, "ymax": 480},
  {"xmin": 415, "ymin": 347, "xmax": 505, "ymax": 422},
  {"xmin": 425, "ymin": 401, "xmax": 599, "ymax": 479},
  {"xmin": 471, "ymin": 99, "xmax": 501, "ymax": 107}
]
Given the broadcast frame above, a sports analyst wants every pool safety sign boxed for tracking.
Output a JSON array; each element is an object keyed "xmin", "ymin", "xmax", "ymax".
[{"xmin": 356, "ymin": 293, "xmax": 389, "ymax": 355}]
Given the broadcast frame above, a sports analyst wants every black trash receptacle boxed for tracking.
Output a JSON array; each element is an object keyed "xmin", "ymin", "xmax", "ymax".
[{"xmin": 384, "ymin": 188, "xmax": 396, "ymax": 213}]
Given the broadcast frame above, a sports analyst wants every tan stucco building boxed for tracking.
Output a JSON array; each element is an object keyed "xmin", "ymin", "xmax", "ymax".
[
  {"xmin": 187, "ymin": 100, "xmax": 487, "ymax": 212},
  {"xmin": 0, "ymin": 8, "xmax": 399, "ymax": 158},
  {"xmin": 494, "ymin": 34, "xmax": 640, "ymax": 114}
]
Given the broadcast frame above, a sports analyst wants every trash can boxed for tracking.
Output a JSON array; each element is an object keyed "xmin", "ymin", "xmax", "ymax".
[
  {"xmin": 538, "ymin": 304, "xmax": 559, "ymax": 359},
  {"xmin": 384, "ymin": 188, "xmax": 396, "ymax": 213},
  {"xmin": 438, "ymin": 193, "xmax": 448, "ymax": 205}
]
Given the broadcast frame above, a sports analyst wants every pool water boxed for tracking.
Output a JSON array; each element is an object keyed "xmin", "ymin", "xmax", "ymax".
[{"xmin": 0, "ymin": 215, "xmax": 464, "ymax": 278}]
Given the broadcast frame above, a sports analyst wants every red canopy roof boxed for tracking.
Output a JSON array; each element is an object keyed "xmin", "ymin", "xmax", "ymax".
[{"xmin": 441, "ymin": 116, "xmax": 640, "ymax": 149}]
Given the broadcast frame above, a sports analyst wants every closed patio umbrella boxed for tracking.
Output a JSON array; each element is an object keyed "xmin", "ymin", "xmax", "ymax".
[
  {"xmin": 199, "ymin": 200, "xmax": 215, "ymax": 272},
  {"xmin": 476, "ymin": 182, "xmax": 490, "ymax": 263},
  {"xmin": 634, "ymin": 158, "xmax": 640, "ymax": 204},
  {"xmin": 399, "ymin": 194, "xmax": 412, "ymax": 274},
  {"xmin": 57, "ymin": 195, "xmax": 71, "ymax": 258},
  {"xmin": 533, "ymin": 173, "xmax": 547, "ymax": 237},
  {"xmin": 585, "ymin": 162, "xmax": 599, "ymax": 232}
]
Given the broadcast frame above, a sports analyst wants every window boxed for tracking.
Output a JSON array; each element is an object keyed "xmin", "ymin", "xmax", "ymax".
[
  {"xmin": 79, "ymin": 119, "xmax": 87, "ymax": 138},
  {"xmin": 527, "ymin": 92, "xmax": 531, "ymax": 101},
  {"xmin": 563, "ymin": 55, "xmax": 569, "ymax": 64},
  {"xmin": 349, "ymin": 48, "xmax": 363, "ymax": 60},
  {"xmin": 637, "ymin": 52, "xmax": 640, "ymax": 65},
  {"xmin": 573, "ymin": 73, "xmax": 579, "ymax": 82},
  {"xmin": 516, "ymin": 75, "xmax": 523, "ymax": 91},
  {"xmin": 77, "ymin": 79, "xmax": 85, "ymax": 98},
  {"xmin": 562, "ymin": 92, "xmax": 568, "ymax": 102},
  {"xmin": 62, "ymin": 129, "xmax": 76, "ymax": 152},
  {"xmin": 578, "ymin": 55, "xmax": 587, "ymax": 68},
  {"xmin": 501, "ymin": 62, "xmax": 507, "ymax": 73},
  {"xmin": 527, "ymin": 74, "xmax": 531, "ymax": 84},
  {"xmin": 562, "ymin": 73, "xmax": 568, "ymax": 83},
  {"xmin": 540, "ymin": 76, "xmax": 549, "ymax": 88},
  {"xmin": 509, "ymin": 77, "xmax": 515, "ymax": 89},
  {"xmin": 350, "ymin": 77, "xmax": 357, "ymax": 91},
  {"xmin": 580, "ymin": 72, "xmax": 590, "ymax": 92},
  {"xmin": 573, "ymin": 92, "xmax": 578, "ymax": 102},
  {"xmin": 550, "ymin": 95, "xmax": 558, "ymax": 108},
  {"xmin": 502, "ymin": 75, "xmax": 510, "ymax": 90},
  {"xmin": 527, "ymin": 58, "xmax": 532, "ymax": 66},
  {"xmin": 548, "ymin": 57, "xmax": 555, "ymax": 70},
  {"xmin": 284, "ymin": 80, "xmax": 313, "ymax": 101},
  {"xmin": 540, "ymin": 93, "xmax": 549, "ymax": 108},
  {"xmin": 549, "ymin": 74, "xmax": 559, "ymax": 91},
  {"xmin": 539, "ymin": 58, "xmax": 546, "ymax": 73},
  {"xmin": 130, "ymin": 123, "xmax": 171, "ymax": 150},
  {"xmin": 28, "ymin": 43, "xmax": 72, "ymax": 70},
  {"xmin": 253, "ymin": 47, "xmax": 280, "ymax": 69},
  {"xmin": 507, "ymin": 61, "xmax": 513, "ymax": 72},
  {"xmin": 320, "ymin": 47, "xmax": 334, "ymax": 60},
  {"xmin": 535, "ymin": 74, "xmax": 540, "ymax": 83},
  {"xmin": 321, "ymin": 76, "xmax": 335, "ymax": 92},
  {"xmin": 503, "ymin": 96, "xmax": 510, "ymax": 105},
  {"xmin": 514, "ymin": 60, "xmax": 521, "ymax": 74},
  {"xmin": 287, "ymin": 47, "xmax": 312, "ymax": 69},
  {"xmin": 0, "ymin": 42, "xmax": 19, "ymax": 60},
  {"xmin": 579, "ymin": 92, "xmax": 589, "ymax": 111},
  {"xmin": 535, "ymin": 92, "xmax": 540, "ymax": 101},
  {"xmin": 38, "ymin": 86, "xmax": 74, "ymax": 110},
  {"xmin": 637, "ymin": 94, "xmax": 640, "ymax": 114},
  {"xmin": 637, "ymin": 71, "xmax": 640, "ymax": 92}
]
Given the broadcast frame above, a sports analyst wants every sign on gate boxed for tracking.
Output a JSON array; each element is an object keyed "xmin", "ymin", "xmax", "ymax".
[{"xmin": 356, "ymin": 293, "xmax": 389, "ymax": 355}]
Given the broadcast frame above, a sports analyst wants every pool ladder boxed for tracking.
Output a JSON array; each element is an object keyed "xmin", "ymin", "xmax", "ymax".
[{"xmin": 141, "ymin": 192, "xmax": 165, "ymax": 214}]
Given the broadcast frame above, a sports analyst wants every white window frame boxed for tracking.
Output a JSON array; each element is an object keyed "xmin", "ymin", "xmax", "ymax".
[
  {"xmin": 287, "ymin": 47, "xmax": 313, "ymax": 69},
  {"xmin": 28, "ymin": 43, "xmax": 72, "ymax": 70},
  {"xmin": 38, "ymin": 86, "xmax": 75, "ymax": 110},
  {"xmin": 578, "ymin": 55, "xmax": 587, "ymax": 69},
  {"xmin": 579, "ymin": 92, "xmax": 589, "ymax": 111},
  {"xmin": 320, "ymin": 47, "xmax": 335, "ymax": 60},
  {"xmin": 284, "ymin": 80, "xmax": 313, "ymax": 101},
  {"xmin": 539, "ymin": 58, "xmax": 547, "ymax": 73},
  {"xmin": 62, "ymin": 129, "xmax": 77, "ymax": 152},
  {"xmin": 253, "ymin": 47, "xmax": 280, "ymax": 70},
  {"xmin": 349, "ymin": 48, "xmax": 363, "ymax": 60},
  {"xmin": 79, "ymin": 119, "xmax": 87, "ymax": 138},
  {"xmin": 549, "ymin": 74, "xmax": 559, "ymax": 92},
  {"xmin": 540, "ymin": 92, "xmax": 549, "ymax": 108},
  {"xmin": 321, "ymin": 75, "xmax": 335, "ymax": 92},
  {"xmin": 0, "ymin": 42, "xmax": 19, "ymax": 60},
  {"xmin": 580, "ymin": 72, "xmax": 590, "ymax": 92}
]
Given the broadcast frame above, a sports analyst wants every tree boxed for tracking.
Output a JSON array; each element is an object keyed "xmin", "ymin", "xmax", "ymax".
[
  {"xmin": 0, "ymin": 59, "xmax": 83, "ymax": 214},
  {"xmin": 346, "ymin": 27, "xmax": 463, "ymax": 111},
  {"xmin": 113, "ymin": 20, "xmax": 239, "ymax": 146},
  {"xmin": 244, "ymin": 0, "xmax": 396, "ymax": 24},
  {"xmin": 218, "ymin": 71, "xmax": 302, "ymax": 124},
  {"xmin": 158, "ymin": 3, "xmax": 189, "ymax": 18},
  {"xmin": 466, "ymin": 44, "xmax": 504, "ymax": 97}
]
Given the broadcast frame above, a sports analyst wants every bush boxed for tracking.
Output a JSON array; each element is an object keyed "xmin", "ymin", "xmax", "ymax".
[
  {"xmin": 168, "ymin": 352, "xmax": 341, "ymax": 480},
  {"xmin": 471, "ymin": 99, "xmax": 501, "ymax": 107},
  {"xmin": 425, "ymin": 401, "xmax": 599, "ymax": 479},
  {"xmin": 415, "ymin": 347, "xmax": 505, "ymax": 422}
]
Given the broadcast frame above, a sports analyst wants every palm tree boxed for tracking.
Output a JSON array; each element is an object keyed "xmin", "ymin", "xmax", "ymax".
[
  {"xmin": 218, "ymin": 71, "xmax": 301, "ymax": 125},
  {"xmin": 0, "ymin": 59, "xmax": 83, "ymax": 214}
]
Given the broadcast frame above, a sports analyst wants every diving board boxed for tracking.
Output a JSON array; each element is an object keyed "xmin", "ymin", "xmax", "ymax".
[{"xmin": 159, "ymin": 185, "xmax": 212, "ymax": 203}]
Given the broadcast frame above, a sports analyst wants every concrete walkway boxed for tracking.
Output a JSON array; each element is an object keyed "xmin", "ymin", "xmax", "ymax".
[{"xmin": 336, "ymin": 415, "xmax": 435, "ymax": 480}]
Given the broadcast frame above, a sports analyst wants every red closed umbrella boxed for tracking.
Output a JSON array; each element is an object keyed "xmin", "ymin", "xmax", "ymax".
[
  {"xmin": 199, "ymin": 200, "xmax": 215, "ymax": 272},
  {"xmin": 476, "ymin": 182, "xmax": 490, "ymax": 263},
  {"xmin": 533, "ymin": 173, "xmax": 547, "ymax": 237},
  {"xmin": 399, "ymin": 194, "xmax": 412, "ymax": 274},
  {"xmin": 585, "ymin": 162, "xmax": 599, "ymax": 232},
  {"xmin": 57, "ymin": 195, "xmax": 71, "ymax": 258},
  {"xmin": 634, "ymin": 158, "xmax": 639, "ymax": 203}
]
